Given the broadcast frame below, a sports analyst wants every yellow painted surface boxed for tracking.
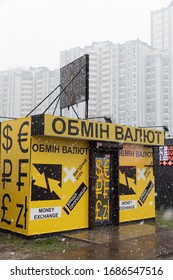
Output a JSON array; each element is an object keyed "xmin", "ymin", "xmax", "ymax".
[
  {"xmin": 119, "ymin": 144, "xmax": 155, "ymax": 222},
  {"xmin": 0, "ymin": 117, "xmax": 31, "ymax": 234},
  {"xmin": 28, "ymin": 136, "xmax": 89, "ymax": 235}
]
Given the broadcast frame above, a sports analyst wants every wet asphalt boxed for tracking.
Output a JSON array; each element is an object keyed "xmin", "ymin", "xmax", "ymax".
[{"xmin": 29, "ymin": 223, "xmax": 173, "ymax": 260}]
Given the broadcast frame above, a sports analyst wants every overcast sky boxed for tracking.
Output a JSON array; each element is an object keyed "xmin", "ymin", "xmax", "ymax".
[{"xmin": 0, "ymin": 0, "xmax": 171, "ymax": 71}]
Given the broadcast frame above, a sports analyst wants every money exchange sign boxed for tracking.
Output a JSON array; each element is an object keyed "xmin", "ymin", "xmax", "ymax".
[
  {"xmin": 44, "ymin": 115, "xmax": 164, "ymax": 146},
  {"xmin": 119, "ymin": 144, "xmax": 155, "ymax": 222},
  {"xmin": 29, "ymin": 136, "xmax": 89, "ymax": 235}
]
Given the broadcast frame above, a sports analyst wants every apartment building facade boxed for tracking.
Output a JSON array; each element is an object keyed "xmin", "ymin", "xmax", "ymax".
[
  {"xmin": 150, "ymin": 0, "xmax": 173, "ymax": 134},
  {"xmin": 60, "ymin": 40, "xmax": 152, "ymax": 127},
  {"xmin": 0, "ymin": 67, "xmax": 59, "ymax": 120},
  {"xmin": 0, "ymin": 69, "xmax": 33, "ymax": 119},
  {"xmin": 145, "ymin": 51, "xmax": 170, "ymax": 129}
]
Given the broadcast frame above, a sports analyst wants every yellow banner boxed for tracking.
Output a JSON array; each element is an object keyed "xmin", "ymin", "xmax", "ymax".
[
  {"xmin": 119, "ymin": 144, "xmax": 155, "ymax": 222},
  {"xmin": 44, "ymin": 115, "xmax": 164, "ymax": 146},
  {"xmin": 29, "ymin": 136, "xmax": 89, "ymax": 235}
]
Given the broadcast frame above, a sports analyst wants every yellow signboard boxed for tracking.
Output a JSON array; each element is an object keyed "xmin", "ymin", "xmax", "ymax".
[
  {"xmin": 119, "ymin": 144, "xmax": 155, "ymax": 222},
  {"xmin": 28, "ymin": 136, "xmax": 89, "ymax": 235},
  {"xmin": 43, "ymin": 115, "xmax": 164, "ymax": 146},
  {"xmin": 0, "ymin": 117, "xmax": 31, "ymax": 234}
]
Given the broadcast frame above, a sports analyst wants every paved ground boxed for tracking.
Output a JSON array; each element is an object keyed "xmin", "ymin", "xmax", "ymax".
[{"xmin": 29, "ymin": 223, "xmax": 173, "ymax": 260}]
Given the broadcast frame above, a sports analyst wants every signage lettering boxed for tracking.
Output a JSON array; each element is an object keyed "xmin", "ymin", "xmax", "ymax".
[
  {"xmin": 45, "ymin": 116, "xmax": 164, "ymax": 146},
  {"xmin": 119, "ymin": 200, "xmax": 137, "ymax": 210},
  {"xmin": 30, "ymin": 206, "xmax": 61, "ymax": 220},
  {"xmin": 32, "ymin": 143, "xmax": 60, "ymax": 153},
  {"xmin": 63, "ymin": 183, "xmax": 87, "ymax": 215}
]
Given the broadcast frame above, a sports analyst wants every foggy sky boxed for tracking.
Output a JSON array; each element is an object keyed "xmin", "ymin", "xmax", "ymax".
[{"xmin": 0, "ymin": 0, "xmax": 171, "ymax": 71}]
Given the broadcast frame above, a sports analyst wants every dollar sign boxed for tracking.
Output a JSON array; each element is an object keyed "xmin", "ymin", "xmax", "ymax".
[{"xmin": 2, "ymin": 124, "xmax": 13, "ymax": 153}]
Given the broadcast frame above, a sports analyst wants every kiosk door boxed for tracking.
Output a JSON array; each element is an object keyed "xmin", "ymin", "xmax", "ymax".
[{"xmin": 89, "ymin": 144, "xmax": 119, "ymax": 228}]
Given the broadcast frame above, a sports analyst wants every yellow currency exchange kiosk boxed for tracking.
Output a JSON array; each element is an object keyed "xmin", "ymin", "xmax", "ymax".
[{"xmin": 0, "ymin": 114, "xmax": 164, "ymax": 236}]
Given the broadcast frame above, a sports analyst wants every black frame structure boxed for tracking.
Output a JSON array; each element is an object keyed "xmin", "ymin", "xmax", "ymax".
[
  {"xmin": 89, "ymin": 141, "xmax": 120, "ymax": 228},
  {"xmin": 60, "ymin": 54, "xmax": 89, "ymax": 119}
]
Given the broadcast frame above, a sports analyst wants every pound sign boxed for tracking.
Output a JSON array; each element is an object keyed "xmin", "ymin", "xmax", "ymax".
[{"xmin": 1, "ymin": 194, "xmax": 11, "ymax": 225}]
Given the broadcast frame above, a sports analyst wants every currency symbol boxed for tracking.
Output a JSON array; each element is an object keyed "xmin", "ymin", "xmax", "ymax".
[
  {"xmin": 95, "ymin": 200, "xmax": 102, "ymax": 220},
  {"xmin": 1, "ymin": 193, "xmax": 11, "ymax": 225},
  {"xmin": 16, "ymin": 159, "xmax": 29, "ymax": 191},
  {"xmin": 2, "ymin": 159, "xmax": 12, "ymax": 189},
  {"xmin": 17, "ymin": 121, "xmax": 29, "ymax": 153},
  {"xmin": 2, "ymin": 124, "xmax": 13, "ymax": 153},
  {"xmin": 16, "ymin": 196, "xmax": 28, "ymax": 229}
]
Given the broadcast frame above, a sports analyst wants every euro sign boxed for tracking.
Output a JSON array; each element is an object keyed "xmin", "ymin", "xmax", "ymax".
[
  {"xmin": 17, "ymin": 121, "xmax": 29, "ymax": 153},
  {"xmin": 2, "ymin": 125, "xmax": 13, "ymax": 153}
]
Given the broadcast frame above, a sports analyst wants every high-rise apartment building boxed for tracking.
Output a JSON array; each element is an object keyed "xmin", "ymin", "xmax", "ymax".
[
  {"xmin": 150, "ymin": 0, "xmax": 173, "ymax": 134},
  {"xmin": 31, "ymin": 67, "xmax": 60, "ymax": 115},
  {"xmin": 0, "ymin": 67, "xmax": 59, "ymax": 120},
  {"xmin": 145, "ymin": 50, "xmax": 170, "ymax": 128},
  {"xmin": 60, "ymin": 40, "xmax": 152, "ymax": 127},
  {"xmin": 151, "ymin": 1, "xmax": 173, "ymax": 53},
  {"xmin": 0, "ymin": 69, "xmax": 33, "ymax": 119},
  {"xmin": 113, "ymin": 40, "xmax": 152, "ymax": 127}
]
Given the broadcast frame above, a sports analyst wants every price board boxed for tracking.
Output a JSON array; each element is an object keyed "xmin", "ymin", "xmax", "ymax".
[
  {"xmin": 159, "ymin": 146, "xmax": 173, "ymax": 166},
  {"xmin": 60, "ymin": 54, "xmax": 89, "ymax": 109}
]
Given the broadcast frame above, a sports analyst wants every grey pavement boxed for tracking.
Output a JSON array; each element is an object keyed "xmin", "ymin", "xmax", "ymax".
[{"xmin": 29, "ymin": 224, "xmax": 173, "ymax": 260}]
